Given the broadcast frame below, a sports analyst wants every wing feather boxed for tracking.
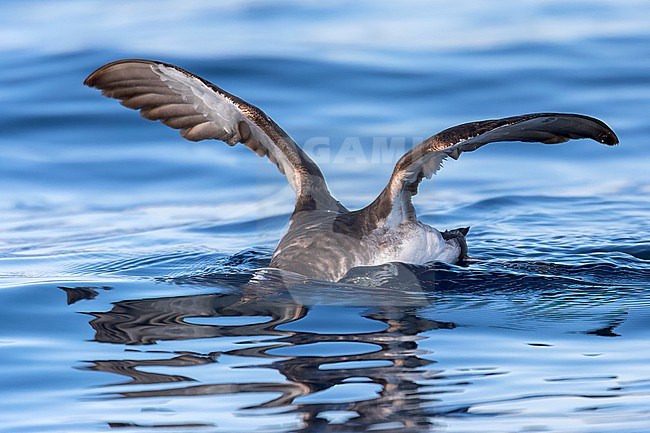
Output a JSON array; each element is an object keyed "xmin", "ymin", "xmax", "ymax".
[
  {"xmin": 85, "ymin": 59, "xmax": 343, "ymax": 212},
  {"xmin": 363, "ymin": 113, "xmax": 618, "ymax": 227}
]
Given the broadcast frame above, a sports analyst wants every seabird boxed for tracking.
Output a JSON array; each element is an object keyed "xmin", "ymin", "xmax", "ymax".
[{"xmin": 85, "ymin": 59, "xmax": 618, "ymax": 282}]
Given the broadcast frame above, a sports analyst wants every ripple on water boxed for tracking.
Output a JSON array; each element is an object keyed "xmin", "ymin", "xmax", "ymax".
[{"xmin": 2, "ymin": 1, "xmax": 650, "ymax": 431}]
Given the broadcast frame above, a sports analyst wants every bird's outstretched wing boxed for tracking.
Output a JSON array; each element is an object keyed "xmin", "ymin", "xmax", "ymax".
[
  {"xmin": 84, "ymin": 59, "xmax": 343, "ymax": 212},
  {"xmin": 362, "ymin": 113, "xmax": 618, "ymax": 227}
]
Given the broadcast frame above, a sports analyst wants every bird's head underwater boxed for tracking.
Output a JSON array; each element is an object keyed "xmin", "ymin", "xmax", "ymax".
[{"xmin": 441, "ymin": 227, "xmax": 470, "ymax": 263}]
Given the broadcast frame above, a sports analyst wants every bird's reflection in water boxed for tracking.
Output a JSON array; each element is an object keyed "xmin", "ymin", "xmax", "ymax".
[
  {"xmin": 69, "ymin": 261, "xmax": 637, "ymax": 432},
  {"xmin": 76, "ymin": 265, "xmax": 474, "ymax": 432}
]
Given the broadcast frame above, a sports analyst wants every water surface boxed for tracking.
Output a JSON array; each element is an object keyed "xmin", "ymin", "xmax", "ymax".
[{"xmin": 1, "ymin": 1, "xmax": 649, "ymax": 432}]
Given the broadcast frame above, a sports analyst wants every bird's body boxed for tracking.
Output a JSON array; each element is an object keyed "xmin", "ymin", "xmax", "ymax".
[
  {"xmin": 270, "ymin": 209, "xmax": 463, "ymax": 281},
  {"xmin": 85, "ymin": 59, "xmax": 618, "ymax": 282}
]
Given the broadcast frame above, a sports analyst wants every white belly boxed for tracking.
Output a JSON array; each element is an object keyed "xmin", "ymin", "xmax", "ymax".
[{"xmin": 366, "ymin": 221, "xmax": 460, "ymax": 266}]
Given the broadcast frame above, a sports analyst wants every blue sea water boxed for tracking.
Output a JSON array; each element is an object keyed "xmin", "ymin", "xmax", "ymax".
[{"xmin": 1, "ymin": 1, "xmax": 649, "ymax": 432}]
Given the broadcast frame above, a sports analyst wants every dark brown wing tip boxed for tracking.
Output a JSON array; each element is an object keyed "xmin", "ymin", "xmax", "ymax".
[
  {"xmin": 527, "ymin": 112, "xmax": 619, "ymax": 147},
  {"xmin": 568, "ymin": 113, "xmax": 618, "ymax": 146},
  {"xmin": 567, "ymin": 113, "xmax": 619, "ymax": 146},
  {"xmin": 83, "ymin": 59, "xmax": 160, "ymax": 88},
  {"xmin": 599, "ymin": 128, "xmax": 619, "ymax": 146}
]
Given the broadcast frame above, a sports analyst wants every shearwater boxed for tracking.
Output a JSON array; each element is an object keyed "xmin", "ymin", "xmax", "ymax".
[{"xmin": 85, "ymin": 59, "xmax": 618, "ymax": 281}]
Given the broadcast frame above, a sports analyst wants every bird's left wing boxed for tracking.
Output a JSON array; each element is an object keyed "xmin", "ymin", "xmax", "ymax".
[{"xmin": 84, "ymin": 59, "xmax": 343, "ymax": 212}]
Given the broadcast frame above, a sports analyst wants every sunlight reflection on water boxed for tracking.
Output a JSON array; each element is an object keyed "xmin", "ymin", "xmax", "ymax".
[{"xmin": 1, "ymin": 0, "xmax": 649, "ymax": 432}]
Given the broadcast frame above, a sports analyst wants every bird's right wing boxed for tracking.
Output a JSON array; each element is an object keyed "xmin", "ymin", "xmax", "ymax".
[{"xmin": 361, "ymin": 113, "xmax": 618, "ymax": 227}]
